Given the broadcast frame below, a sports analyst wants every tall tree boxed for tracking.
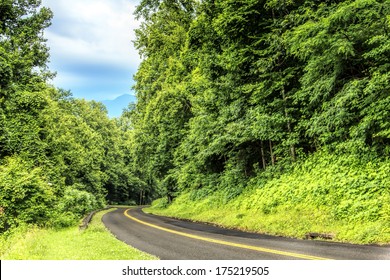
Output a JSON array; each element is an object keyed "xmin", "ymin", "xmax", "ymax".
[
  {"xmin": 131, "ymin": 0, "xmax": 195, "ymax": 199},
  {"xmin": 0, "ymin": 0, "xmax": 56, "ymax": 231},
  {"xmin": 0, "ymin": 0, "xmax": 53, "ymax": 158},
  {"xmin": 285, "ymin": 0, "xmax": 390, "ymax": 151}
]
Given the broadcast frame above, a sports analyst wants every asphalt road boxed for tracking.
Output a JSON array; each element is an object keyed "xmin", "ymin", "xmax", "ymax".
[{"xmin": 102, "ymin": 207, "xmax": 390, "ymax": 260}]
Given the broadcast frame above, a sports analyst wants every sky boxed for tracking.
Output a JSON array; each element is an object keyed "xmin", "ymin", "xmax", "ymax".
[{"xmin": 41, "ymin": 0, "xmax": 141, "ymax": 101}]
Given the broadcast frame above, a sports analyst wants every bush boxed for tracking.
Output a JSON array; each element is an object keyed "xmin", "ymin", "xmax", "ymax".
[
  {"xmin": 150, "ymin": 197, "xmax": 169, "ymax": 209},
  {"xmin": 48, "ymin": 185, "xmax": 105, "ymax": 229},
  {"xmin": 58, "ymin": 185, "xmax": 104, "ymax": 215},
  {"xmin": 0, "ymin": 157, "xmax": 55, "ymax": 232}
]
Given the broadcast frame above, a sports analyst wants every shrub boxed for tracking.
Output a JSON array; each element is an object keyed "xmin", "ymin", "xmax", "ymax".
[
  {"xmin": 0, "ymin": 157, "xmax": 55, "ymax": 232},
  {"xmin": 57, "ymin": 185, "xmax": 103, "ymax": 216}
]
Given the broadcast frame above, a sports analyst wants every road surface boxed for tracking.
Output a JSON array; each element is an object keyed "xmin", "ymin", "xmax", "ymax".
[{"xmin": 102, "ymin": 207, "xmax": 390, "ymax": 260}]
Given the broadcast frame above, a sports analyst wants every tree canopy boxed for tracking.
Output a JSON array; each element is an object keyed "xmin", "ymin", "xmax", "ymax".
[
  {"xmin": 0, "ymin": 0, "xmax": 144, "ymax": 232},
  {"xmin": 1, "ymin": 0, "xmax": 389, "ymax": 234},
  {"xmin": 130, "ymin": 0, "xmax": 390, "ymax": 201}
]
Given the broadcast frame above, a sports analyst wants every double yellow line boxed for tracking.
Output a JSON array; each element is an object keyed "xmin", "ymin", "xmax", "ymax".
[{"xmin": 124, "ymin": 209, "xmax": 331, "ymax": 260}]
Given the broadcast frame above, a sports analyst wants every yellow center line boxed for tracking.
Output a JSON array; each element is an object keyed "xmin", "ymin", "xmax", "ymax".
[{"xmin": 124, "ymin": 209, "xmax": 331, "ymax": 260}]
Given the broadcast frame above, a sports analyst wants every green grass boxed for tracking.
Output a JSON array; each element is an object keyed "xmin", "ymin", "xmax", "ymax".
[
  {"xmin": 0, "ymin": 208, "xmax": 158, "ymax": 260},
  {"xmin": 146, "ymin": 152, "xmax": 390, "ymax": 245}
]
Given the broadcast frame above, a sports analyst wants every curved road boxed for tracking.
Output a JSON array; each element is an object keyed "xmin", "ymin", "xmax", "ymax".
[{"xmin": 102, "ymin": 207, "xmax": 390, "ymax": 260}]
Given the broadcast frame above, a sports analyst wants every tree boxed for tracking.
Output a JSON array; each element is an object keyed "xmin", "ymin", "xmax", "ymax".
[
  {"xmin": 130, "ymin": 0, "xmax": 390, "ymax": 205},
  {"xmin": 0, "ymin": 0, "xmax": 53, "ymax": 159},
  {"xmin": 131, "ymin": 0, "xmax": 195, "ymax": 199},
  {"xmin": 0, "ymin": 0, "xmax": 53, "ymax": 93},
  {"xmin": 285, "ymin": 0, "xmax": 390, "ymax": 151}
]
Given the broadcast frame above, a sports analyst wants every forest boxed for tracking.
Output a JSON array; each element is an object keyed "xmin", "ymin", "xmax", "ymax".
[
  {"xmin": 131, "ymin": 0, "xmax": 390, "ymax": 243},
  {"xmin": 1, "ymin": 0, "xmax": 389, "ymax": 244},
  {"xmin": 0, "ymin": 0, "xmax": 145, "ymax": 232}
]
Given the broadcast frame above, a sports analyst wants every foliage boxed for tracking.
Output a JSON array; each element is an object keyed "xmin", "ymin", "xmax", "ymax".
[
  {"xmin": 130, "ymin": 0, "xmax": 195, "ymax": 200},
  {"xmin": 134, "ymin": 0, "xmax": 390, "ymax": 244},
  {"xmin": 147, "ymin": 151, "xmax": 390, "ymax": 244},
  {"xmin": 1, "ymin": 0, "xmax": 389, "ymax": 246},
  {"xmin": 0, "ymin": 1, "xmax": 147, "ymax": 233},
  {"xmin": 0, "ymin": 156, "xmax": 55, "ymax": 231}
]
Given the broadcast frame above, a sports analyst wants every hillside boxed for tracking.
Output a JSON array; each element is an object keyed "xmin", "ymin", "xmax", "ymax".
[
  {"xmin": 131, "ymin": 0, "xmax": 390, "ymax": 245},
  {"xmin": 147, "ymin": 151, "xmax": 390, "ymax": 244}
]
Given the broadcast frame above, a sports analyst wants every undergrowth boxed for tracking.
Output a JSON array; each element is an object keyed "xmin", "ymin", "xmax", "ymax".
[{"xmin": 147, "ymin": 151, "xmax": 390, "ymax": 245}]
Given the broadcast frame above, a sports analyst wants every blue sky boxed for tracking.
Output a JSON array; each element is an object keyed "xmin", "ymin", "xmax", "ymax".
[{"xmin": 41, "ymin": 0, "xmax": 141, "ymax": 101}]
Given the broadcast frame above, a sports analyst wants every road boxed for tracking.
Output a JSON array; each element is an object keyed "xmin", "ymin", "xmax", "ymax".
[{"xmin": 102, "ymin": 207, "xmax": 390, "ymax": 260}]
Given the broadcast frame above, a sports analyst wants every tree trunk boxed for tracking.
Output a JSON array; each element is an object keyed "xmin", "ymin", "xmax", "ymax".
[
  {"xmin": 282, "ymin": 86, "xmax": 296, "ymax": 162},
  {"xmin": 139, "ymin": 190, "xmax": 144, "ymax": 205},
  {"xmin": 260, "ymin": 141, "xmax": 267, "ymax": 170},
  {"xmin": 269, "ymin": 140, "xmax": 275, "ymax": 166}
]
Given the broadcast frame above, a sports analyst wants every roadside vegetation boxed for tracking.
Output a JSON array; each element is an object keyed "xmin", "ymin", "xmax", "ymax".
[
  {"xmin": 0, "ymin": 1, "xmax": 149, "ymax": 239},
  {"xmin": 1, "ymin": 0, "xmax": 389, "ymax": 252},
  {"xmin": 134, "ymin": 0, "xmax": 390, "ymax": 245},
  {"xmin": 147, "ymin": 151, "xmax": 390, "ymax": 244},
  {"xmin": 0, "ymin": 209, "xmax": 158, "ymax": 260}
]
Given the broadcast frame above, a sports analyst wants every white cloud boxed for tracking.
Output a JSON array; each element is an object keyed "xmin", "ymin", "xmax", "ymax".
[{"xmin": 41, "ymin": 0, "xmax": 141, "ymax": 100}]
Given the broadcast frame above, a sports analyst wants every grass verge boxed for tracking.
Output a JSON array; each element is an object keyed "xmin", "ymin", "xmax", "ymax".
[
  {"xmin": 146, "ymin": 152, "xmax": 390, "ymax": 245},
  {"xmin": 0, "ymin": 208, "xmax": 158, "ymax": 260}
]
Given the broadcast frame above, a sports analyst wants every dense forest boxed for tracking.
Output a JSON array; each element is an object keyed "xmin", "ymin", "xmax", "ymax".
[
  {"xmin": 1, "ymin": 0, "xmax": 389, "ymax": 243},
  {"xmin": 0, "ymin": 0, "xmax": 145, "ymax": 232},
  {"xmin": 131, "ymin": 0, "xmax": 389, "ymax": 199},
  {"xmin": 131, "ymin": 0, "xmax": 390, "ymax": 243}
]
